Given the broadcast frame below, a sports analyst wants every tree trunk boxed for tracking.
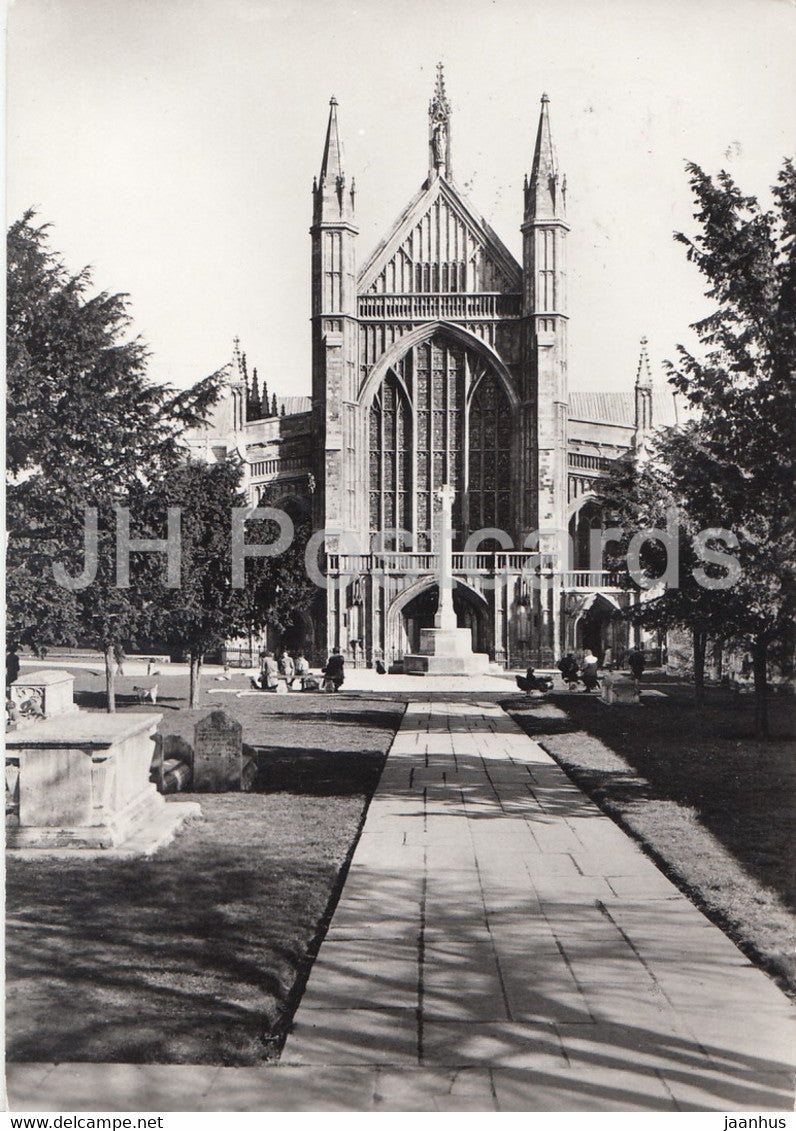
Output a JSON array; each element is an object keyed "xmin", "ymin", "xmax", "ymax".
[
  {"xmin": 693, "ymin": 628, "xmax": 707, "ymax": 706},
  {"xmin": 104, "ymin": 644, "xmax": 116, "ymax": 714},
  {"xmin": 189, "ymin": 652, "xmax": 203, "ymax": 709},
  {"xmin": 752, "ymin": 639, "xmax": 769, "ymax": 739}
]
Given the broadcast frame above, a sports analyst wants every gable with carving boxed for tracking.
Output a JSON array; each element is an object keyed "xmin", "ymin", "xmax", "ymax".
[{"xmin": 358, "ymin": 178, "xmax": 522, "ymax": 298}]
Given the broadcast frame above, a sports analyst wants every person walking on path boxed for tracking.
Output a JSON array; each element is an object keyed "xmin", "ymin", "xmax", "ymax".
[
  {"xmin": 628, "ymin": 646, "xmax": 646, "ymax": 691},
  {"xmin": 579, "ymin": 649, "xmax": 599, "ymax": 692},
  {"xmin": 113, "ymin": 643, "xmax": 126, "ymax": 677},
  {"xmin": 322, "ymin": 649, "xmax": 345, "ymax": 691},
  {"xmin": 556, "ymin": 653, "xmax": 579, "ymax": 690}
]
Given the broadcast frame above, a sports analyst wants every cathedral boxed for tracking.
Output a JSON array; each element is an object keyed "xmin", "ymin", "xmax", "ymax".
[{"xmin": 186, "ymin": 67, "xmax": 677, "ymax": 669}]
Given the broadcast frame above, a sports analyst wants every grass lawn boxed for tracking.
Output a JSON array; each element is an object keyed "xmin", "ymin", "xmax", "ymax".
[
  {"xmin": 508, "ymin": 684, "xmax": 796, "ymax": 993},
  {"xmin": 6, "ymin": 683, "xmax": 404, "ymax": 1065}
]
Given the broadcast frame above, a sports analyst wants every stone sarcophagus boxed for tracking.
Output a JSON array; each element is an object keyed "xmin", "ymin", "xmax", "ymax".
[
  {"xmin": 9, "ymin": 669, "xmax": 78, "ymax": 724},
  {"xmin": 6, "ymin": 713, "xmax": 169, "ymax": 849}
]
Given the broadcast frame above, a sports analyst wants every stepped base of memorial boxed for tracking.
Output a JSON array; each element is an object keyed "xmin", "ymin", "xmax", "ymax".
[{"xmin": 404, "ymin": 626, "xmax": 492, "ymax": 676}]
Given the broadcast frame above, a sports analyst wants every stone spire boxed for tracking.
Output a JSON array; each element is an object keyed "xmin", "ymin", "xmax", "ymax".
[
  {"xmin": 314, "ymin": 97, "xmax": 355, "ymax": 224},
  {"xmin": 428, "ymin": 62, "xmax": 452, "ymax": 181},
  {"xmin": 525, "ymin": 93, "xmax": 565, "ymax": 221}
]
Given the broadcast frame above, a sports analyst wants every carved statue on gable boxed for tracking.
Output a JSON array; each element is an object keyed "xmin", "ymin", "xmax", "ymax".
[{"xmin": 432, "ymin": 121, "xmax": 446, "ymax": 167}]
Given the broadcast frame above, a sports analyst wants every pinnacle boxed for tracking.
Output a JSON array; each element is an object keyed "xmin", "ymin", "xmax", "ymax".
[
  {"xmin": 319, "ymin": 96, "xmax": 344, "ymax": 182},
  {"xmin": 636, "ymin": 336, "xmax": 653, "ymax": 387}
]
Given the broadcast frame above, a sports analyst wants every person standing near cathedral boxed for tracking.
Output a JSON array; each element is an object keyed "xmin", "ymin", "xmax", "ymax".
[{"xmin": 6, "ymin": 642, "xmax": 20, "ymax": 691}]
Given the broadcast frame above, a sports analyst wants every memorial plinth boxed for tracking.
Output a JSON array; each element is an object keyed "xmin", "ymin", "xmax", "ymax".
[
  {"xmin": 404, "ymin": 625, "xmax": 492, "ymax": 675},
  {"xmin": 6, "ymin": 713, "xmax": 196, "ymax": 850}
]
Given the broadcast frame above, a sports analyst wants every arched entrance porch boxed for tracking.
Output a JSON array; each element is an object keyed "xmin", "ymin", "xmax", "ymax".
[{"xmin": 574, "ymin": 593, "xmax": 625, "ymax": 664}]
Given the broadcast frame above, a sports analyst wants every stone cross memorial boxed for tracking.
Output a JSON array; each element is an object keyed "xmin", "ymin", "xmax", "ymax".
[
  {"xmin": 403, "ymin": 484, "xmax": 491, "ymax": 675},
  {"xmin": 193, "ymin": 709, "xmax": 251, "ymax": 791}
]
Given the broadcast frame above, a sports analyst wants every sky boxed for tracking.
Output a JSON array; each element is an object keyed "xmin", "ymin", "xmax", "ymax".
[{"xmin": 7, "ymin": 0, "xmax": 795, "ymax": 397}]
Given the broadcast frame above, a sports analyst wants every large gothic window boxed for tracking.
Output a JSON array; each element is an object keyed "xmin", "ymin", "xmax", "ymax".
[
  {"xmin": 468, "ymin": 374, "xmax": 512, "ymax": 533},
  {"xmin": 414, "ymin": 339, "xmax": 464, "ymax": 548},
  {"xmin": 369, "ymin": 372, "xmax": 411, "ymax": 544},
  {"xmin": 368, "ymin": 336, "xmax": 512, "ymax": 549}
]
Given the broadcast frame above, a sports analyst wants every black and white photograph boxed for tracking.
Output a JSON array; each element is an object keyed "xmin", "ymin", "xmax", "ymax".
[{"xmin": 4, "ymin": 0, "xmax": 795, "ymax": 1118}]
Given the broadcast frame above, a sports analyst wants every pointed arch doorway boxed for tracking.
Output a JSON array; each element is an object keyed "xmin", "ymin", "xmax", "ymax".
[{"xmin": 574, "ymin": 594, "xmax": 624, "ymax": 664}]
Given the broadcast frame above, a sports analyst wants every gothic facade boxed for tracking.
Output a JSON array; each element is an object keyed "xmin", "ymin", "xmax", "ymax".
[{"xmin": 186, "ymin": 68, "xmax": 677, "ymax": 668}]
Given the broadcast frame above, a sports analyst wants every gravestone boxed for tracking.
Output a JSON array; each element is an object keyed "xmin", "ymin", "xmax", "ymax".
[
  {"xmin": 600, "ymin": 671, "xmax": 640, "ymax": 706},
  {"xmin": 193, "ymin": 709, "xmax": 251, "ymax": 791}
]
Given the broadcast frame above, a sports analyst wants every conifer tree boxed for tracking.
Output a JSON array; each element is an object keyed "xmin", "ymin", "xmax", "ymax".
[{"xmin": 6, "ymin": 211, "xmax": 223, "ymax": 709}]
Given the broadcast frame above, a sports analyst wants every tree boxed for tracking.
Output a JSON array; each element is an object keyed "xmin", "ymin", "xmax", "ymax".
[
  {"xmin": 596, "ymin": 162, "xmax": 794, "ymax": 734},
  {"xmin": 6, "ymin": 211, "xmax": 223, "ymax": 709},
  {"xmin": 594, "ymin": 441, "xmax": 743, "ymax": 706},
  {"xmin": 664, "ymin": 160, "xmax": 794, "ymax": 735},
  {"xmin": 144, "ymin": 462, "xmax": 317, "ymax": 708}
]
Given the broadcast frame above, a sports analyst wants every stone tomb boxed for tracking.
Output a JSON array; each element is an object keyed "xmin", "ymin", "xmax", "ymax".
[
  {"xmin": 5, "ymin": 713, "xmax": 198, "ymax": 850},
  {"xmin": 600, "ymin": 671, "xmax": 641, "ymax": 706},
  {"xmin": 193, "ymin": 709, "xmax": 257, "ymax": 792},
  {"xmin": 9, "ymin": 669, "xmax": 78, "ymax": 724}
]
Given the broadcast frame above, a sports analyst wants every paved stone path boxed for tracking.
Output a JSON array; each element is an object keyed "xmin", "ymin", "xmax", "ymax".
[{"xmin": 7, "ymin": 700, "xmax": 793, "ymax": 1112}]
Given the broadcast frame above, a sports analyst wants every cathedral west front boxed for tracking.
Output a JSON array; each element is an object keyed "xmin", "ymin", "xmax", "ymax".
[{"xmin": 187, "ymin": 67, "xmax": 676, "ymax": 669}]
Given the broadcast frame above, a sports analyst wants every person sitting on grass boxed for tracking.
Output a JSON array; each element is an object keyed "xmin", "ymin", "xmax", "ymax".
[
  {"xmin": 579, "ymin": 649, "xmax": 600, "ymax": 692},
  {"xmin": 278, "ymin": 650, "xmax": 296, "ymax": 688},
  {"xmin": 322, "ymin": 649, "xmax": 345, "ymax": 692},
  {"xmin": 516, "ymin": 666, "xmax": 554, "ymax": 695},
  {"xmin": 627, "ymin": 646, "xmax": 646, "ymax": 691},
  {"xmin": 294, "ymin": 652, "xmax": 310, "ymax": 689},
  {"xmin": 556, "ymin": 652, "xmax": 579, "ymax": 690},
  {"xmin": 251, "ymin": 650, "xmax": 279, "ymax": 691}
]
